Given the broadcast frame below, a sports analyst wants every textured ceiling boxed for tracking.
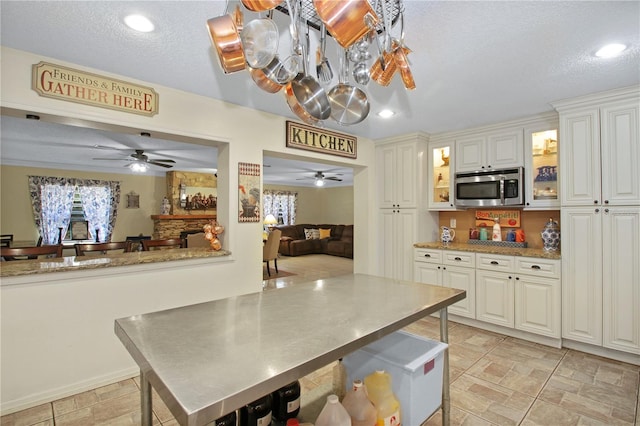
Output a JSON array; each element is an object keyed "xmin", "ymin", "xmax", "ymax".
[{"xmin": 1, "ymin": 1, "xmax": 638, "ymax": 185}]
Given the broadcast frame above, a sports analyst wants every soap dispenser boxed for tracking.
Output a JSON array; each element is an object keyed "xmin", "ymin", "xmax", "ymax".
[{"xmin": 492, "ymin": 217, "xmax": 502, "ymax": 241}]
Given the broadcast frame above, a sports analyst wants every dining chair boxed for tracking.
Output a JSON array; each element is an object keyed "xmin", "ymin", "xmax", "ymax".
[
  {"xmin": 263, "ymin": 229, "xmax": 282, "ymax": 277},
  {"xmin": 1, "ymin": 245, "xmax": 63, "ymax": 261},
  {"xmin": 74, "ymin": 241, "xmax": 132, "ymax": 256},
  {"xmin": 141, "ymin": 238, "xmax": 185, "ymax": 251}
]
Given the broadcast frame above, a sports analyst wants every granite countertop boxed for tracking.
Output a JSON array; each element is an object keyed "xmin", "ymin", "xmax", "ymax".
[
  {"xmin": 0, "ymin": 248, "xmax": 232, "ymax": 278},
  {"xmin": 413, "ymin": 242, "xmax": 561, "ymax": 260}
]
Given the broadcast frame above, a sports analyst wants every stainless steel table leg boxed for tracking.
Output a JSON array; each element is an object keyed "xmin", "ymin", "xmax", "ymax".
[
  {"xmin": 141, "ymin": 370, "xmax": 152, "ymax": 426},
  {"xmin": 439, "ymin": 308, "xmax": 450, "ymax": 426}
]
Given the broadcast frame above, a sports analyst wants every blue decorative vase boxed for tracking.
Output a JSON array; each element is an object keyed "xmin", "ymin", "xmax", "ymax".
[{"xmin": 541, "ymin": 218, "xmax": 560, "ymax": 252}]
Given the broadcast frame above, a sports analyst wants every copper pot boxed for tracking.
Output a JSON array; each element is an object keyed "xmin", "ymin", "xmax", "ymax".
[
  {"xmin": 312, "ymin": 0, "xmax": 379, "ymax": 49},
  {"xmin": 207, "ymin": 14, "xmax": 245, "ymax": 74},
  {"xmin": 241, "ymin": 0, "xmax": 283, "ymax": 12},
  {"xmin": 284, "ymin": 78, "xmax": 320, "ymax": 125},
  {"xmin": 250, "ymin": 60, "xmax": 284, "ymax": 94}
]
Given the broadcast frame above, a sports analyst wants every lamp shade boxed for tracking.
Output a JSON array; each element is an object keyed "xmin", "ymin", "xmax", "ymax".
[{"xmin": 264, "ymin": 214, "xmax": 277, "ymax": 225}]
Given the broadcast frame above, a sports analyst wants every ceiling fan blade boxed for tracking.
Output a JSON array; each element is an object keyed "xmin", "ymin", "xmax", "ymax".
[
  {"xmin": 150, "ymin": 159, "xmax": 176, "ymax": 163},
  {"xmin": 325, "ymin": 177, "xmax": 343, "ymax": 181},
  {"xmin": 147, "ymin": 160, "xmax": 174, "ymax": 168},
  {"xmin": 93, "ymin": 157, "xmax": 131, "ymax": 160}
]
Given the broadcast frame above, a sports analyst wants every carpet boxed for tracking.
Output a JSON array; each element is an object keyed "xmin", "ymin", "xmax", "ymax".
[{"xmin": 263, "ymin": 269, "xmax": 296, "ymax": 280}]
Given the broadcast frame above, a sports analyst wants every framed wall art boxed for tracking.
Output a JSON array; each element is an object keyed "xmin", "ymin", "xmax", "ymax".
[{"xmin": 238, "ymin": 162, "xmax": 261, "ymax": 223}]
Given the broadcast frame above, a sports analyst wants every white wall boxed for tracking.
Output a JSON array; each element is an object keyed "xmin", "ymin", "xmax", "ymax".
[
  {"xmin": 0, "ymin": 46, "xmax": 377, "ymax": 414},
  {"xmin": 264, "ymin": 184, "xmax": 354, "ymax": 224}
]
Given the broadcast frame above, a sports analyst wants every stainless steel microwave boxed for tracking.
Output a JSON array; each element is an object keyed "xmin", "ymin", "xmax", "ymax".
[{"xmin": 454, "ymin": 167, "xmax": 524, "ymax": 207}]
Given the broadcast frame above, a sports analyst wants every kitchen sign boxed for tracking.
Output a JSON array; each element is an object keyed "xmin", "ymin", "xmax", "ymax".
[
  {"xmin": 475, "ymin": 210, "xmax": 521, "ymax": 228},
  {"xmin": 32, "ymin": 62, "xmax": 159, "ymax": 116},
  {"xmin": 286, "ymin": 121, "xmax": 357, "ymax": 159}
]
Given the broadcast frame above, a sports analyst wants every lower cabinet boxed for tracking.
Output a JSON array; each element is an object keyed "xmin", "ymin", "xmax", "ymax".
[{"xmin": 414, "ymin": 248, "xmax": 561, "ymax": 339}]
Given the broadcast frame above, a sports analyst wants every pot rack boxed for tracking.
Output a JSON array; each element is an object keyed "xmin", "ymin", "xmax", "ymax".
[{"xmin": 274, "ymin": 0, "xmax": 402, "ymax": 34}]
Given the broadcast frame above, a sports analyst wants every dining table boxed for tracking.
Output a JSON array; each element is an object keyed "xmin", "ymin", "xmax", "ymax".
[{"xmin": 115, "ymin": 273, "xmax": 466, "ymax": 426}]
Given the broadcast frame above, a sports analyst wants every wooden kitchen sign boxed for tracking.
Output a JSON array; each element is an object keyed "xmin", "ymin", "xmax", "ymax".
[
  {"xmin": 32, "ymin": 61, "xmax": 159, "ymax": 116},
  {"xmin": 475, "ymin": 210, "xmax": 521, "ymax": 228},
  {"xmin": 286, "ymin": 121, "xmax": 357, "ymax": 159}
]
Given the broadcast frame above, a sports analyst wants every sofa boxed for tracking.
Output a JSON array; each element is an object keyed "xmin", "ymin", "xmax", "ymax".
[{"xmin": 276, "ymin": 224, "xmax": 353, "ymax": 258}]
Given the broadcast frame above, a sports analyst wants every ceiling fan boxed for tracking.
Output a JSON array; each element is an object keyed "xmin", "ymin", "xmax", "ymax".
[
  {"xmin": 297, "ymin": 171, "xmax": 343, "ymax": 187},
  {"xmin": 93, "ymin": 149, "xmax": 176, "ymax": 170}
]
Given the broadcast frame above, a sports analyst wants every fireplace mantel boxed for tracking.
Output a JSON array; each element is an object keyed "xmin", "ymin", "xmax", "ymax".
[
  {"xmin": 151, "ymin": 215, "xmax": 216, "ymax": 239},
  {"xmin": 151, "ymin": 215, "xmax": 216, "ymax": 220}
]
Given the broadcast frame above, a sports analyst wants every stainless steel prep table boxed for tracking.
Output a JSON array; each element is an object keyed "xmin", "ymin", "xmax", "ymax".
[{"xmin": 115, "ymin": 273, "xmax": 465, "ymax": 426}]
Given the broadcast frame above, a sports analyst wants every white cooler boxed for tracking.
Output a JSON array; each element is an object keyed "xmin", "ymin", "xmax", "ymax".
[{"xmin": 343, "ymin": 330, "xmax": 447, "ymax": 426}]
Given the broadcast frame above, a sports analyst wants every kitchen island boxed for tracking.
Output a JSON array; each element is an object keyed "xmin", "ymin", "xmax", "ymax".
[{"xmin": 115, "ymin": 273, "xmax": 466, "ymax": 426}]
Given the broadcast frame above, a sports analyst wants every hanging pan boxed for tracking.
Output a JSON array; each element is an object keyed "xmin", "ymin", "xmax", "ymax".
[
  {"xmin": 241, "ymin": 0, "xmax": 283, "ymax": 12},
  {"xmin": 240, "ymin": 11, "xmax": 279, "ymax": 69},
  {"xmin": 328, "ymin": 49, "xmax": 370, "ymax": 125},
  {"xmin": 207, "ymin": 3, "xmax": 245, "ymax": 74},
  {"xmin": 312, "ymin": 0, "xmax": 379, "ymax": 49}
]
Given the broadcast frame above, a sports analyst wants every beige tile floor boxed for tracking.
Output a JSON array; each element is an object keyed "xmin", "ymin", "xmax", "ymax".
[{"xmin": 2, "ymin": 254, "xmax": 639, "ymax": 426}]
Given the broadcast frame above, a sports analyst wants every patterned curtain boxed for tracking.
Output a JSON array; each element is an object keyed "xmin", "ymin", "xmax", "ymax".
[
  {"xmin": 263, "ymin": 190, "xmax": 298, "ymax": 225},
  {"xmin": 74, "ymin": 179, "xmax": 120, "ymax": 242},
  {"xmin": 28, "ymin": 176, "xmax": 121, "ymax": 244},
  {"xmin": 28, "ymin": 176, "xmax": 75, "ymax": 244}
]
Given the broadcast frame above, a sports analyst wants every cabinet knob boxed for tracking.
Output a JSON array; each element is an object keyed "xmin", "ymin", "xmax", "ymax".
[
  {"xmin": 595, "ymin": 208, "xmax": 600, "ymax": 213},
  {"xmin": 515, "ymin": 277, "xmax": 520, "ymax": 280},
  {"xmin": 490, "ymin": 261, "xmax": 499, "ymax": 265},
  {"xmin": 594, "ymin": 200, "xmax": 598, "ymax": 204},
  {"xmin": 531, "ymin": 265, "xmax": 541, "ymax": 270},
  {"xmin": 454, "ymin": 257, "xmax": 462, "ymax": 261},
  {"xmin": 424, "ymin": 254, "xmax": 431, "ymax": 258},
  {"xmin": 443, "ymin": 266, "xmax": 447, "ymax": 270},
  {"xmin": 508, "ymin": 276, "xmax": 512, "ymax": 279},
  {"xmin": 437, "ymin": 266, "xmax": 441, "ymax": 269},
  {"xmin": 487, "ymin": 165, "xmax": 492, "ymax": 168},
  {"xmin": 526, "ymin": 202, "xmax": 530, "ymax": 206},
  {"xmin": 604, "ymin": 200, "xmax": 609, "ymax": 204},
  {"xmin": 605, "ymin": 208, "xmax": 609, "ymax": 213}
]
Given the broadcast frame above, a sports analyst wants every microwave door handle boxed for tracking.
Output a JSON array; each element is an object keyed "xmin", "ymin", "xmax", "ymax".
[{"xmin": 500, "ymin": 176, "xmax": 505, "ymax": 205}]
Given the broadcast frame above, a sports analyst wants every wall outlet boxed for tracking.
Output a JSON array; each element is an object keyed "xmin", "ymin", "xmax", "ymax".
[{"xmin": 450, "ymin": 218, "xmax": 456, "ymax": 228}]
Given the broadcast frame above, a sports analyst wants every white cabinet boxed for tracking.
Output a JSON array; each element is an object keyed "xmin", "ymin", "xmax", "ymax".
[
  {"xmin": 558, "ymin": 97, "xmax": 640, "ymax": 206},
  {"xmin": 427, "ymin": 140, "xmax": 455, "ymax": 210},
  {"xmin": 377, "ymin": 141, "xmax": 418, "ymax": 209},
  {"xmin": 524, "ymin": 116, "xmax": 560, "ymax": 209},
  {"xmin": 414, "ymin": 248, "xmax": 475, "ymax": 318},
  {"xmin": 455, "ymin": 128, "xmax": 523, "ymax": 172},
  {"xmin": 514, "ymin": 258, "xmax": 561, "ymax": 338},
  {"xmin": 380, "ymin": 209, "xmax": 417, "ymax": 281},
  {"xmin": 476, "ymin": 253, "xmax": 561, "ymax": 337},
  {"xmin": 561, "ymin": 206, "xmax": 640, "ymax": 353}
]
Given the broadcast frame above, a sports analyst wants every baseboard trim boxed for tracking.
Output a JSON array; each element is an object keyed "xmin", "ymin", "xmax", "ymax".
[
  {"xmin": 448, "ymin": 315, "xmax": 562, "ymax": 348},
  {"xmin": 561, "ymin": 339, "xmax": 640, "ymax": 366},
  {"xmin": 0, "ymin": 367, "xmax": 140, "ymax": 416}
]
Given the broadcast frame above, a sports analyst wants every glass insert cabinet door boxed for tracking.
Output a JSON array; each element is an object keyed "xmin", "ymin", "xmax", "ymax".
[
  {"xmin": 428, "ymin": 141, "xmax": 455, "ymax": 210},
  {"xmin": 525, "ymin": 120, "xmax": 559, "ymax": 209}
]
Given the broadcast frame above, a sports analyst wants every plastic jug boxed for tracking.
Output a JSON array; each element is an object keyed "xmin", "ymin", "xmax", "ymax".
[
  {"xmin": 364, "ymin": 371, "xmax": 401, "ymax": 426},
  {"xmin": 342, "ymin": 380, "xmax": 377, "ymax": 426},
  {"xmin": 315, "ymin": 394, "xmax": 351, "ymax": 426}
]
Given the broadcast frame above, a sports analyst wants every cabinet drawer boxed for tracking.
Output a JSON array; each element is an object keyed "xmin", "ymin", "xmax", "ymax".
[
  {"xmin": 414, "ymin": 248, "xmax": 442, "ymax": 263},
  {"xmin": 443, "ymin": 250, "xmax": 475, "ymax": 267},
  {"xmin": 514, "ymin": 257, "xmax": 561, "ymax": 278},
  {"xmin": 476, "ymin": 253, "xmax": 515, "ymax": 272}
]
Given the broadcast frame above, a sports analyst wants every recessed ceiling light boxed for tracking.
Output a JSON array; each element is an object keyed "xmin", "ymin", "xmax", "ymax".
[
  {"xmin": 124, "ymin": 15, "xmax": 154, "ymax": 33},
  {"xmin": 595, "ymin": 43, "xmax": 627, "ymax": 58},
  {"xmin": 378, "ymin": 109, "xmax": 395, "ymax": 119}
]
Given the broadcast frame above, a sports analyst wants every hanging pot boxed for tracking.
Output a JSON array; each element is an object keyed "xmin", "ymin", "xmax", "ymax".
[
  {"xmin": 207, "ymin": 13, "xmax": 245, "ymax": 74},
  {"xmin": 249, "ymin": 57, "xmax": 284, "ymax": 93},
  {"xmin": 240, "ymin": 15, "xmax": 279, "ymax": 69},
  {"xmin": 312, "ymin": 0, "xmax": 379, "ymax": 49},
  {"xmin": 240, "ymin": 0, "xmax": 283, "ymax": 12},
  {"xmin": 328, "ymin": 50, "xmax": 370, "ymax": 125},
  {"xmin": 392, "ymin": 11, "xmax": 415, "ymax": 90}
]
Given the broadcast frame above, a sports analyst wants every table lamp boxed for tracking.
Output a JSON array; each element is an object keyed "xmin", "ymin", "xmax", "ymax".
[{"xmin": 264, "ymin": 214, "xmax": 278, "ymax": 234}]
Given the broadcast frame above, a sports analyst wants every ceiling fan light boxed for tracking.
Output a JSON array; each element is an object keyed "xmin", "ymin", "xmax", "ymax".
[
  {"xmin": 315, "ymin": 178, "xmax": 325, "ymax": 187},
  {"xmin": 130, "ymin": 162, "xmax": 148, "ymax": 173}
]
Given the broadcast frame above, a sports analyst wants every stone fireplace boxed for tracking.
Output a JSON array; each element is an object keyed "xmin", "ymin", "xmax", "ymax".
[{"xmin": 151, "ymin": 171, "xmax": 217, "ymax": 239}]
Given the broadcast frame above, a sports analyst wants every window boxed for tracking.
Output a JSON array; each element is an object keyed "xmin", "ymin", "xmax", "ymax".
[
  {"xmin": 262, "ymin": 190, "xmax": 297, "ymax": 225},
  {"xmin": 28, "ymin": 176, "xmax": 121, "ymax": 244}
]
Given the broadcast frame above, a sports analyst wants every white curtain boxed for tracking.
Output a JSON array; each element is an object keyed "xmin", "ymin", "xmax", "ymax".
[
  {"xmin": 78, "ymin": 185, "xmax": 112, "ymax": 242},
  {"xmin": 263, "ymin": 190, "xmax": 298, "ymax": 225},
  {"xmin": 40, "ymin": 183, "xmax": 75, "ymax": 244}
]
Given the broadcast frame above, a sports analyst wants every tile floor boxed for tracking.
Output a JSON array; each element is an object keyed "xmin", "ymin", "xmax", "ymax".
[{"xmin": 2, "ymin": 254, "xmax": 639, "ymax": 426}]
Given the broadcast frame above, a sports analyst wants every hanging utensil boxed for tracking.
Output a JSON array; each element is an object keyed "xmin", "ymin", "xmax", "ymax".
[
  {"xmin": 393, "ymin": 8, "xmax": 415, "ymax": 90},
  {"xmin": 327, "ymin": 49, "xmax": 370, "ymax": 125},
  {"xmin": 312, "ymin": 0, "xmax": 379, "ymax": 49},
  {"xmin": 316, "ymin": 23, "xmax": 333, "ymax": 83},
  {"xmin": 240, "ymin": 10, "xmax": 279, "ymax": 69}
]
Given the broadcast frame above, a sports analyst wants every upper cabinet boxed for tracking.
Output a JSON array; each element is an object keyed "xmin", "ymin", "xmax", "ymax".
[
  {"xmin": 377, "ymin": 136, "xmax": 426, "ymax": 209},
  {"xmin": 524, "ymin": 117, "xmax": 559, "ymax": 209},
  {"xmin": 554, "ymin": 86, "xmax": 640, "ymax": 207},
  {"xmin": 427, "ymin": 140, "xmax": 455, "ymax": 210},
  {"xmin": 455, "ymin": 128, "xmax": 523, "ymax": 172}
]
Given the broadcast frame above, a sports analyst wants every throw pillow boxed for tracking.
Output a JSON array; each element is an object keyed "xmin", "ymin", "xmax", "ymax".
[
  {"xmin": 319, "ymin": 228, "xmax": 331, "ymax": 239},
  {"xmin": 304, "ymin": 228, "xmax": 314, "ymax": 240},
  {"xmin": 311, "ymin": 228, "xmax": 321, "ymax": 239}
]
